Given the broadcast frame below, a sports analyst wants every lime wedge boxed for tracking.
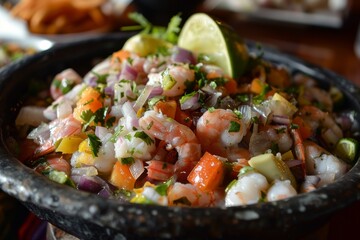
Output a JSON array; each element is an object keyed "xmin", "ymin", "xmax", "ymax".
[
  {"xmin": 178, "ymin": 13, "xmax": 249, "ymax": 78},
  {"xmin": 123, "ymin": 34, "xmax": 173, "ymax": 57},
  {"xmin": 335, "ymin": 138, "xmax": 360, "ymax": 164}
]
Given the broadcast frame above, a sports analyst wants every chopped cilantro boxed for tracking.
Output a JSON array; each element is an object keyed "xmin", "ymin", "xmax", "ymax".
[
  {"xmin": 81, "ymin": 109, "xmax": 95, "ymax": 131},
  {"xmin": 125, "ymin": 12, "xmax": 182, "ymax": 44},
  {"xmin": 121, "ymin": 157, "xmax": 135, "ymax": 165},
  {"xmin": 270, "ymin": 142, "xmax": 279, "ymax": 155},
  {"xmin": 80, "ymin": 107, "xmax": 110, "ymax": 131},
  {"xmin": 155, "ymin": 179, "xmax": 172, "ymax": 196},
  {"xmin": 276, "ymin": 127, "xmax": 287, "ymax": 134},
  {"xmin": 134, "ymin": 131, "xmax": 154, "ymax": 145},
  {"xmin": 251, "ymin": 116, "xmax": 260, "ymax": 124},
  {"xmin": 233, "ymin": 109, "xmax": 243, "ymax": 119},
  {"xmin": 87, "ymin": 134, "xmax": 102, "ymax": 157},
  {"xmin": 92, "ymin": 71, "xmax": 109, "ymax": 84},
  {"xmin": 105, "ymin": 116, "xmax": 116, "ymax": 128},
  {"xmin": 229, "ymin": 121, "xmax": 240, "ymax": 132},
  {"xmin": 236, "ymin": 94, "xmax": 250, "ymax": 103},
  {"xmin": 179, "ymin": 91, "xmax": 197, "ymax": 104},
  {"xmin": 110, "ymin": 125, "xmax": 124, "ymax": 142},
  {"xmin": 124, "ymin": 133, "xmax": 132, "ymax": 141}
]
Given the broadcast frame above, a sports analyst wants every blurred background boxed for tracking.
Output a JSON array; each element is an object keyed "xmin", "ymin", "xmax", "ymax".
[{"xmin": 1, "ymin": 0, "xmax": 360, "ymax": 239}]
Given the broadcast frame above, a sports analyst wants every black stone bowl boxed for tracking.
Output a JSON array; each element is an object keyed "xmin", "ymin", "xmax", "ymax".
[{"xmin": 0, "ymin": 33, "xmax": 360, "ymax": 240}]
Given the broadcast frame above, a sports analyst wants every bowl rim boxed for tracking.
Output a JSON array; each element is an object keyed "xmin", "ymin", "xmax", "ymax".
[{"xmin": 1, "ymin": 33, "xmax": 360, "ymax": 237}]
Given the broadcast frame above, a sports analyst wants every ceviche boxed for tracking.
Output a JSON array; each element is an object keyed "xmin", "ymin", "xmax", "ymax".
[{"xmin": 14, "ymin": 13, "xmax": 359, "ymax": 207}]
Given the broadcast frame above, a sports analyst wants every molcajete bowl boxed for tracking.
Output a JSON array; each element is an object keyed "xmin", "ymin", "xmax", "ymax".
[{"xmin": 0, "ymin": 33, "xmax": 360, "ymax": 240}]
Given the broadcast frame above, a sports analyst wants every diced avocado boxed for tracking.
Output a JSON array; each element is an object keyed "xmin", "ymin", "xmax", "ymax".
[
  {"xmin": 281, "ymin": 150, "xmax": 295, "ymax": 162},
  {"xmin": 248, "ymin": 153, "xmax": 297, "ymax": 189},
  {"xmin": 272, "ymin": 93, "xmax": 298, "ymax": 117}
]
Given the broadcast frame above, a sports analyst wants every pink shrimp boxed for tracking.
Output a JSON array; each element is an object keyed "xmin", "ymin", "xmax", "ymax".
[
  {"xmin": 167, "ymin": 182, "xmax": 224, "ymax": 207},
  {"xmin": 303, "ymin": 140, "xmax": 348, "ymax": 186},
  {"xmin": 47, "ymin": 155, "xmax": 71, "ymax": 176},
  {"xmin": 301, "ymin": 87, "xmax": 333, "ymax": 112},
  {"xmin": 291, "ymin": 128, "xmax": 306, "ymax": 181},
  {"xmin": 35, "ymin": 154, "xmax": 71, "ymax": 176},
  {"xmin": 146, "ymin": 160, "xmax": 175, "ymax": 181},
  {"xmin": 298, "ymin": 105, "xmax": 343, "ymax": 147},
  {"xmin": 139, "ymin": 110, "xmax": 201, "ymax": 182},
  {"xmin": 196, "ymin": 109, "xmax": 249, "ymax": 161},
  {"xmin": 50, "ymin": 68, "xmax": 82, "ymax": 100},
  {"xmin": 35, "ymin": 114, "xmax": 82, "ymax": 157}
]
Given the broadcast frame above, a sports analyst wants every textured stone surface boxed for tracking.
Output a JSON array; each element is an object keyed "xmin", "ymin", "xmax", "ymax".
[{"xmin": 0, "ymin": 35, "xmax": 360, "ymax": 239}]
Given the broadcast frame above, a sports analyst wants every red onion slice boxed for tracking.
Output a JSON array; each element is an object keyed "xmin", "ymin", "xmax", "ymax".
[
  {"xmin": 119, "ymin": 63, "xmax": 138, "ymax": 81},
  {"xmin": 171, "ymin": 46, "xmax": 196, "ymax": 64},
  {"xmin": 180, "ymin": 92, "xmax": 201, "ymax": 110}
]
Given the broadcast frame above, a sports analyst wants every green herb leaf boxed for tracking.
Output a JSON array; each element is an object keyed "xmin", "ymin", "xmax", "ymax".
[
  {"xmin": 121, "ymin": 157, "xmax": 135, "ymax": 165},
  {"xmin": 110, "ymin": 125, "xmax": 124, "ymax": 142},
  {"xmin": 155, "ymin": 179, "xmax": 173, "ymax": 196},
  {"xmin": 87, "ymin": 134, "xmax": 102, "ymax": 157},
  {"xmin": 92, "ymin": 71, "xmax": 109, "ymax": 84},
  {"xmin": 134, "ymin": 131, "xmax": 154, "ymax": 145},
  {"xmin": 229, "ymin": 121, "xmax": 240, "ymax": 132},
  {"xmin": 81, "ymin": 110, "xmax": 95, "ymax": 131}
]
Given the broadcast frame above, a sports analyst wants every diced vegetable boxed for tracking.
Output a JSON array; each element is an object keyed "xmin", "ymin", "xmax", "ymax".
[
  {"xmin": 175, "ymin": 108, "xmax": 192, "ymax": 128},
  {"xmin": 154, "ymin": 100, "xmax": 177, "ymax": 119},
  {"xmin": 111, "ymin": 49, "xmax": 131, "ymax": 63},
  {"xmin": 248, "ymin": 153, "xmax": 297, "ymax": 189},
  {"xmin": 292, "ymin": 116, "xmax": 313, "ymax": 140},
  {"xmin": 73, "ymin": 87, "xmax": 103, "ymax": 123},
  {"xmin": 335, "ymin": 138, "xmax": 360, "ymax": 164},
  {"xmin": 109, "ymin": 161, "xmax": 136, "ymax": 190},
  {"xmin": 187, "ymin": 152, "xmax": 225, "ymax": 191},
  {"xmin": 250, "ymin": 78, "xmax": 265, "ymax": 95},
  {"xmin": 271, "ymin": 93, "xmax": 298, "ymax": 117},
  {"xmin": 281, "ymin": 150, "xmax": 295, "ymax": 162},
  {"xmin": 224, "ymin": 78, "xmax": 238, "ymax": 95},
  {"xmin": 55, "ymin": 136, "xmax": 85, "ymax": 154}
]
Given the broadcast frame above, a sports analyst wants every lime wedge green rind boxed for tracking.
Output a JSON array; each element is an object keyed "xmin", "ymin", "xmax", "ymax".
[{"xmin": 178, "ymin": 13, "xmax": 249, "ymax": 79}]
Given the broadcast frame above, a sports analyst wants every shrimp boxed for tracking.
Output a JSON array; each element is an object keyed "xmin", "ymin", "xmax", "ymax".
[
  {"xmin": 139, "ymin": 110, "xmax": 201, "ymax": 182},
  {"xmin": 225, "ymin": 171, "xmax": 269, "ymax": 207},
  {"xmin": 249, "ymin": 125, "xmax": 293, "ymax": 157},
  {"xmin": 298, "ymin": 105, "xmax": 343, "ymax": 147},
  {"xmin": 266, "ymin": 180, "xmax": 297, "ymax": 202},
  {"xmin": 35, "ymin": 154, "xmax": 71, "ymax": 176},
  {"xmin": 147, "ymin": 64, "xmax": 195, "ymax": 97},
  {"xmin": 303, "ymin": 140, "xmax": 348, "ymax": 186},
  {"xmin": 301, "ymin": 87, "xmax": 333, "ymax": 112},
  {"xmin": 34, "ymin": 114, "xmax": 82, "ymax": 157},
  {"xmin": 50, "ymin": 68, "xmax": 82, "ymax": 100},
  {"xmin": 146, "ymin": 160, "xmax": 175, "ymax": 181},
  {"xmin": 196, "ymin": 109, "xmax": 249, "ymax": 161},
  {"xmin": 291, "ymin": 128, "xmax": 306, "ymax": 181},
  {"xmin": 167, "ymin": 182, "xmax": 224, "ymax": 207},
  {"xmin": 300, "ymin": 175, "xmax": 321, "ymax": 193}
]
